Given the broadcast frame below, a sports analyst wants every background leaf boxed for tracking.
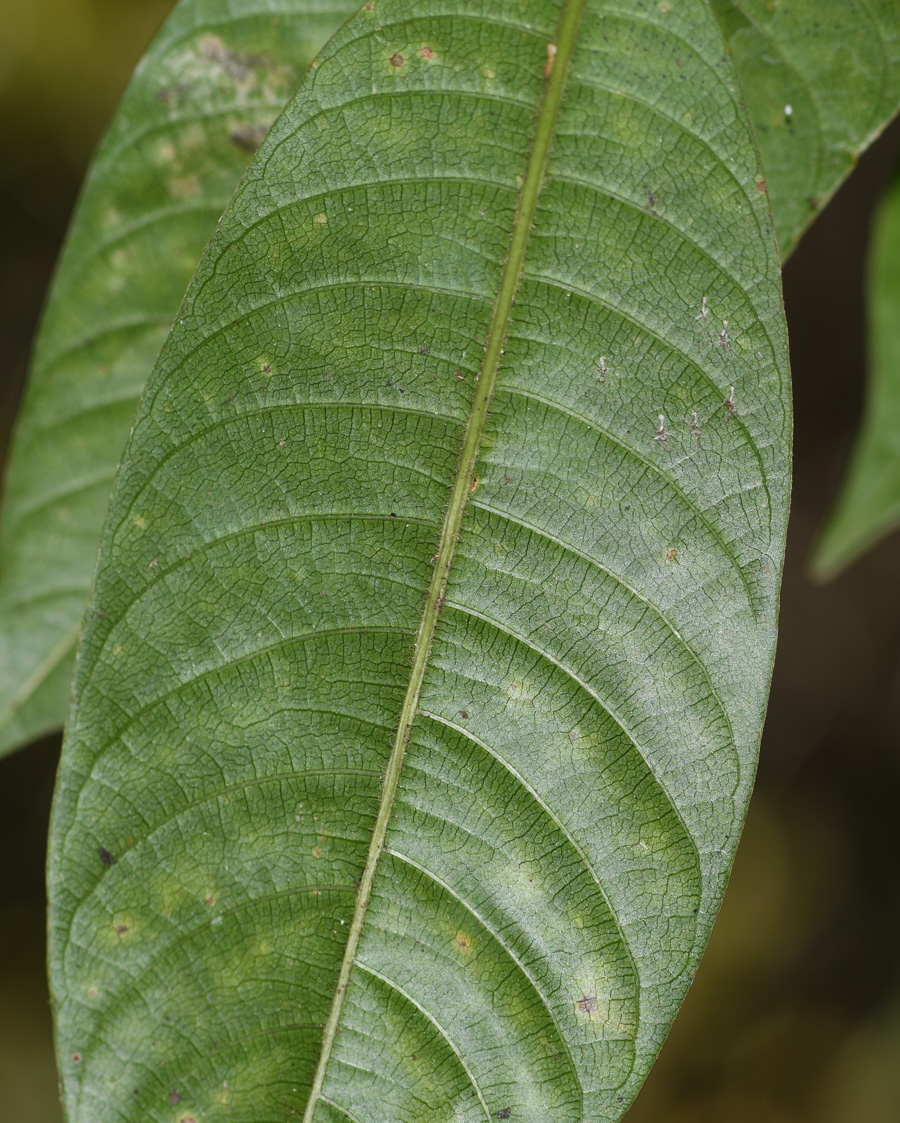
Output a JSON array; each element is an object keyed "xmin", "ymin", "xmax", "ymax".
[
  {"xmin": 712, "ymin": 0, "xmax": 900, "ymax": 258},
  {"xmin": 48, "ymin": 0, "xmax": 791, "ymax": 1119},
  {"xmin": 811, "ymin": 168, "xmax": 900, "ymax": 579},
  {"xmin": 0, "ymin": 0, "xmax": 354, "ymax": 758}
]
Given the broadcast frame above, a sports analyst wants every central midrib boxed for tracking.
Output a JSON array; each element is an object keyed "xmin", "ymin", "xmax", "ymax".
[{"xmin": 302, "ymin": 0, "xmax": 586, "ymax": 1114}]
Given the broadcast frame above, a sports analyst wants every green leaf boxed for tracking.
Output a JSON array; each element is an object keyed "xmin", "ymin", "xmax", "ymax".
[
  {"xmin": 811, "ymin": 169, "xmax": 900, "ymax": 580},
  {"xmin": 0, "ymin": 0, "xmax": 354, "ymax": 759},
  {"xmin": 712, "ymin": 0, "xmax": 900, "ymax": 257},
  {"xmin": 48, "ymin": 0, "xmax": 790, "ymax": 1118}
]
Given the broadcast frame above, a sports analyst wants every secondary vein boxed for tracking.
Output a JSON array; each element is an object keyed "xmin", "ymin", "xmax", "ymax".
[{"xmin": 301, "ymin": 0, "xmax": 586, "ymax": 1114}]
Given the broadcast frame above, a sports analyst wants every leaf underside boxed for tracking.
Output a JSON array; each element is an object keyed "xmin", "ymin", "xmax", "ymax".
[
  {"xmin": 812, "ymin": 169, "xmax": 900, "ymax": 579},
  {"xmin": 49, "ymin": 0, "xmax": 791, "ymax": 1120},
  {"xmin": 0, "ymin": 0, "xmax": 355, "ymax": 758}
]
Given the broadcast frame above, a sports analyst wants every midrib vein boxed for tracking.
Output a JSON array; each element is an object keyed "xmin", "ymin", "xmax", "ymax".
[{"xmin": 302, "ymin": 0, "xmax": 585, "ymax": 1115}]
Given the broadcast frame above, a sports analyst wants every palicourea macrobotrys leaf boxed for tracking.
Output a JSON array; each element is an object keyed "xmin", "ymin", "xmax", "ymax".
[{"xmin": 48, "ymin": 0, "xmax": 791, "ymax": 1120}]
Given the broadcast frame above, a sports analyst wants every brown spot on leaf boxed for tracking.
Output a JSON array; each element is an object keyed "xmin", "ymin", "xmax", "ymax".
[
  {"xmin": 169, "ymin": 1090, "xmax": 181, "ymax": 1106},
  {"xmin": 577, "ymin": 994, "xmax": 600, "ymax": 1015},
  {"xmin": 115, "ymin": 924, "xmax": 130, "ymax": 937},
  {"xmin": 454, "ymin": 932, "xmax": 473, "ymax": 955},
  {"xmin": 755, "ymin": 177, "xmax": 768, "ymax": 194},
  {"xmin": 418, "ymin": 46, "xmax": 434, "ymax": 61},
  {"xmin": 312, "ymin": 846, "xmax": 323, "ymax": 859},
  {"xmin": 72, "ymin": 1054, "xmax": 81, "ymax": 1064},
  {"xmin": 497, "ymin": 1110, "xmax": 512, "ymax": 1120},
  {"xmin": 98, "ymin": 847, "xmax": 115, "ymax": 868},
  {"xmin": 390, "ymin": 52, "xmax": 405, "ymax": 68},
  {"xmin": 665, "ymin": 547, "xmax": 678, "ymax": 563}
]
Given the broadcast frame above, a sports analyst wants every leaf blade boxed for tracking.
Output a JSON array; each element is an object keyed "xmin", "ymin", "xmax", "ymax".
[{"xmin": 49, "ymin": 1, "xmax": 791, "ymax": 1120}]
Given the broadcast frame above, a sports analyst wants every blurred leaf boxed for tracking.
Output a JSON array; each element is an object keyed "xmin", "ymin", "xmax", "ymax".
[
  {"xmin": 811, "ymin": 171, "xmax": 900, "ymax": 579},
  {"xmin": 48, "ymin": 0, "xmax": 790, "ymax": 1119},
  {"xmin": 0, "ymin": 0, "xmax": 355, "ymax": 758},
  {"xmin": 712, "ymin": 0, "xmax": 900, "ymax": 258}
]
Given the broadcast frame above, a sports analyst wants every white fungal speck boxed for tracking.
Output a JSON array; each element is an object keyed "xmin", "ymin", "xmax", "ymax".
[{"xmin": 785, "ymin": 104, "xmax": 793, "ymax": 116}]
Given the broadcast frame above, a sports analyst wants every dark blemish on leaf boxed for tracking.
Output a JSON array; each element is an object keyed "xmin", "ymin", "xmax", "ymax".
[
  {"xmin": 647, "ymin": 189, "xmax": 657, "ymax": 215},
  {"xmin": 410, "ymin": 1053, "xmax": 418, "ymax": 1061},
  {"xmin": 390, "ymin": 52, "xmax": 405, "ymax": 68},
  {"xmin": 98, "ymin": 847, "xmax": 115, "ymax": 867},
  {"xmin": 262, "ymin": 364, "xmax": 272, "ymax": 375},
  {"xmin": 653, "ymin": 414, "xmax": 668, "ymax": 442},
  {"xmin": 725, "ymin": 385, "xmax": 736, "ymax": 415},
  {"xmin": 755, "ymin": 177, "xmax": 768, "ymax": 194},
  {"xmin": 460, "ymin": 710, "xmax": 469, "ymax": 720},
  {"xmin": 596, "ymin": 357, "xmax": 608, "ymax": 382},
  {"xmin": 497, "ymin": 1108, "xmax": 512, "ymax": 1120},
  {"xmin": 454, "ymin": 369, "xmax": 465, "ymax": 379},
  {"xmin": 169, "ymin": 1090, "xmax": 181, "ymax": 1106},
  {"xmin": 577, "ymin": 994, "xmax": 599, "ymax": 1014},
  {"xmin": 418, "ymin": 345, "xmax": 429, "ymax": 354},
  {"xmin": 115, "ymin": 924, "xmax": 129, "ymax": 937},
  {"xmin": 72, "ymin": 1054, "xmax": 81, "ymax": 1064},
  {"xmin": 390, "ymin": 511, "xmax": 397, "ymax": 518},
  {"xmin": 230, "ymin": 124, "xmax": 267, "ymax": 153},
  {"xmin": 418, "ymin": 46, "xmax": 434, "ymax": 61},
  {"xmin": 206, "ymin": 896, "xmax": 215, "ymax": 907},
  {"xmin": 665, "ymin": 547, "xmax": 678, "ymax": 563},
  {"xmin": 470, "ymin": 476, "xmax": 481, "ymax": 493},
  {"xmin": 96, "ymin": 607, "xmax": 106, "ymax": 619},
  {"xmin": 808, "ymin": 195, "xmax": 819, "ymax": 211}
]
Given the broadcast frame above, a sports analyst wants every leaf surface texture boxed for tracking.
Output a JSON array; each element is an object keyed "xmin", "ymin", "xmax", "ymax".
[{"xmin": 49, "ymin": 0, "xmax": 791, "ymax": 1119}]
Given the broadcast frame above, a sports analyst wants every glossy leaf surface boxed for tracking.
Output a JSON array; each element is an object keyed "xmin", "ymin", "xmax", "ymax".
[
  {"xmin": 812, "ymin": 170, "xmax": 900, "ymax": 579},
  {"xmin": 0, "ymin": 0, "xmax": 354, "ymax": 757},
  {"xmin": 49, "ymin": 0, "xmax": 791, "ymax": 1119},
  {"xmin": 713, "ymin": 0, "xmax": 900, "ymax": 257}
]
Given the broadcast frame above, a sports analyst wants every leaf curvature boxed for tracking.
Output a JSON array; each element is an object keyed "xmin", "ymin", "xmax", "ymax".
[{"xmin": 49, "ymin": 1, "xmax": 791, "ymax": 1120}]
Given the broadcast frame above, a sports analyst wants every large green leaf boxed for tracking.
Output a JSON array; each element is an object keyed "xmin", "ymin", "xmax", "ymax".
[
  {"xmin": 0, "ymin": 0, "xmax": 354, "ymax": 758},
  {"xmin": 811, "ymin": 169, "xmax": 900, "ymax": 579},
  {"xmin": 712, "ymin": 0, "xmax": 900, "ymax": 257},
  {"xmin": 48, "ymin": 0, "xmax": 791, "ymax": 1118}
]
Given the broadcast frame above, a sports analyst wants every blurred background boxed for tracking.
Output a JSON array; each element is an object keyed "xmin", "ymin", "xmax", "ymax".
[{"xmin": 1, "ymin": 2, "xmax": 899, "ymax": 1120}]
